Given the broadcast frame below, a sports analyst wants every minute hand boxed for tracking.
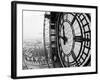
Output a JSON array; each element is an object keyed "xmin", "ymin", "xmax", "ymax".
[{"xmin": 62, "ymin": 25, "xmax": 67, "ymax": 45}]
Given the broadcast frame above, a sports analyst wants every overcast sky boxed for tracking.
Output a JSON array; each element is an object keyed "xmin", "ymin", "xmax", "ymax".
[{"xmin": 23, "ymin": 11, "xmax": 45, "ymax": 41}]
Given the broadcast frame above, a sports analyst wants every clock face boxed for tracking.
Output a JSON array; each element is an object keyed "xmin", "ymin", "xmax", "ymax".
[{"xmin": 57, "ymin": 13, "xmax": 91, "ymax": 67}]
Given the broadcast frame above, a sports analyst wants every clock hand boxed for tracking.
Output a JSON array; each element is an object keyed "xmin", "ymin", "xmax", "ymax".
[
  {"xmin": 59, "ymin": 25, "xmax": 68, "ymax": 45},
  {"xmin": 62, "ymin": 25, "xmax": 68, "ymax": 45},
  {"xmin": 60, "ymin": 35, "xmax": 68, "ymax": 45}
]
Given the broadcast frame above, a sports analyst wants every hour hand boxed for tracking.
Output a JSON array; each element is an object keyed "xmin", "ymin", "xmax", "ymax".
[
  {"xmin": 62, "ymin": 25, "xmax": 68, "ymax": 45},
  {"xmin": 59, "ymin": 35, "xmax": 68, "ymax": 45}
]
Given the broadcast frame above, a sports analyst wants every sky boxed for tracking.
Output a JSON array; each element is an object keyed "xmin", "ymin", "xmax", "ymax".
[{"xmin": 23, "ymin": 11, "xmax": 45, "ymax": 41}]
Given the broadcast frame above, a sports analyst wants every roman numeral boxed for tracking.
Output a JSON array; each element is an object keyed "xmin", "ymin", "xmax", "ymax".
[
  {"xmin": 74, "ymin": 36, "xmax": 83, "ymax": 42},
  {"xmin": 71, "ymin": 50, "xmax": 77, "ymax": 61},
  {"xmin": 74, "ymin": 36, "xmax": 90, "ymax": 42},
  {"xmin": 71, "ymin": 14, "xmax": 77, "ymax": 26},
  {"xmin": 71, "ymin": 50, "xmax": 79, "ymax": 66}
]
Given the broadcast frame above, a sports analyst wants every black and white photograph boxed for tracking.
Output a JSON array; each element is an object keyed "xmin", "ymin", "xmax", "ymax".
[
  {"xmin": 22, "ymin": 11, "xmax": 91, "ymax": 69},
  {"xmin": 11, "ymin": 1, "xmax": 97, "ymax": 79}
]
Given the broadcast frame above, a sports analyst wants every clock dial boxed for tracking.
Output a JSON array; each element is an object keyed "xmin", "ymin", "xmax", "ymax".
[
  {"xmin": 60, "ymin": 21, "xmax": 73, "ymax": 56},
  {"xmin": 57, "ymin": 13, "xmax": 91, "ymax": 67}
]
